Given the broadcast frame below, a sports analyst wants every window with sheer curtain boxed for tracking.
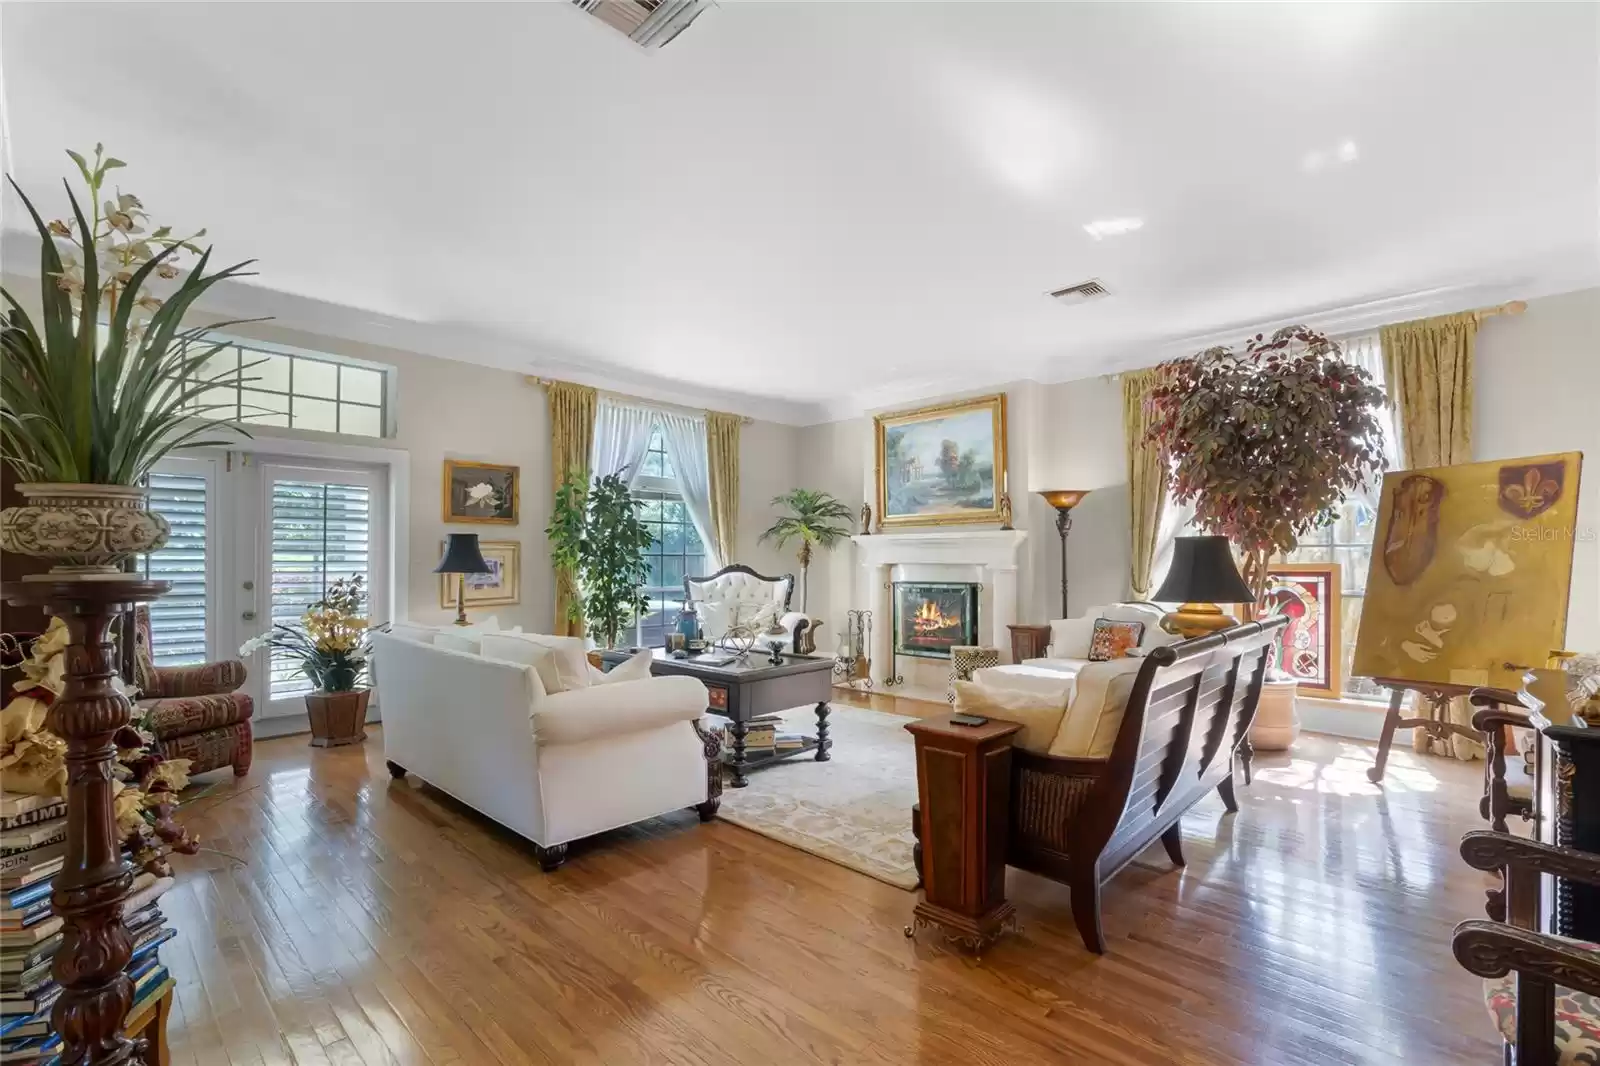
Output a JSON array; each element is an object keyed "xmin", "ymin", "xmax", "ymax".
[{"xmin": 632, "ymin": 424, "xmax": 709, "ymax": 647}]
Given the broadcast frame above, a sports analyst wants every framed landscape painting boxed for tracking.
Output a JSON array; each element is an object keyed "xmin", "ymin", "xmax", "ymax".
[
  {"xmin": 1261, "ymin": 563, "xmax": 1342, "ymax": 698},
  {"xmin": 874, "ymin": 393, "xmax": 1007, "ymax": 528},
  {"xmin": 438, "ymin": 540, "xmax": 520, "ymax": 608},
  {"xmin": 443, "ymin": 460, "xmax": 519, "ymax": 525}
]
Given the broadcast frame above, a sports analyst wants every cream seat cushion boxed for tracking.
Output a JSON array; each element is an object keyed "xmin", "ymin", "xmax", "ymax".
[
  {"xmin": 952, "ymin": 682, "xmax": 1068, "ymax": 754},
  {"xmin": 1048, "ymin": 658, "xmax": 1146, "ymax": 758}
]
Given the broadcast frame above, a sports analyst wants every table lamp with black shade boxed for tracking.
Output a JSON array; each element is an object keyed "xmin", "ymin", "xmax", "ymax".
[
  {"xmin": 1151, "ymin": 535, "xmax": 1255, "ymax": 639},
  {"xmin": 435, "ymin": 532, "xmax": 491, "ymax": 627}
]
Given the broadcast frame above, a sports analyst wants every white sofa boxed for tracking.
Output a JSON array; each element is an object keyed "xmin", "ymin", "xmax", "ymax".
[
  {"xmin": 972, "ymin": 602, "xmax": 1176, "ymax": 705},
  {"xmin": 685, "ymin": 564, "xmax": 816, "ymax": 652},
  {"xmin": 371, "ymin": 627, "xmax": 717, "ymax": 870}
]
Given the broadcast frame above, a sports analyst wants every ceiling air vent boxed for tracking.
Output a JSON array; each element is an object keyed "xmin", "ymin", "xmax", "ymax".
[
  {"xmin": 1048, "ymin": 279, "xmax": 1110, "ymax": 304},
  {"xmin": 572, "ymin": 0, "xmax": 715, "ymax": 49}
]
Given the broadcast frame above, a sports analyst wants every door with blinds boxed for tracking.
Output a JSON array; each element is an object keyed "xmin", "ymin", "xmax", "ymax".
[
  {"xmin": 247, "ymin": 462, "xmax": 387, "ymax": 720},
  {"xmin": 137, "ymin": 456, "xmax": 219, "ymax": 668}
]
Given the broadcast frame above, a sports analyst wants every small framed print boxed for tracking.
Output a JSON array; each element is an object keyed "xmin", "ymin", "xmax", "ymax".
[
  {"xmin": 1262, "ymin": 562, "xmax": 1342, "ymax": 698},
  {"xmin": 443, "ymin": 460, "xmax": 519, "ymax": 525},
  {"xmin": 439, "ymin": 540, "xmax": 521, "ymax": 608}
]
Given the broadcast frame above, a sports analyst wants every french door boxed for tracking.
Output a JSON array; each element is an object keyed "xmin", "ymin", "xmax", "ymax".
[{"xmin": 142, "ymin": 451, "xmax": 389, "ymax": 722}]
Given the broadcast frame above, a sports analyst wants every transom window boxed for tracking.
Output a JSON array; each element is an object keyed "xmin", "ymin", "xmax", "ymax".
[
  {"xmin": 192, "ymin": 342, "xmax": 390, "ymax": 439},
  {"xmin": 632, "ymin": 425, "xmax": 707, "ymax": 647}
]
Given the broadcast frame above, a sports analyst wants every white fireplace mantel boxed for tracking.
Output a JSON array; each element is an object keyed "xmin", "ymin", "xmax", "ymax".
[{"xmin": 849, "ymin": 529, "xmax": 1029, "ymax": 693}]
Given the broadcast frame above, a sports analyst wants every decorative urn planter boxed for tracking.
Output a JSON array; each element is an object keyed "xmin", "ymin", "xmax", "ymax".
[
  {"xmin": 305, "ymin": 688, "xmax": 370, "ymax": 748},
  {"xmin": 1250, "ymin": 677, "xmax": 1301, "ymax": 751},
  {"xmin": 0, "ymin": 482, "xmax": 170, "ymax": 578}
]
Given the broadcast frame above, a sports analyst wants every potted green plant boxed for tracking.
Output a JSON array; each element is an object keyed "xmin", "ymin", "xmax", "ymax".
[
  {"xmin": 546, "ymin": 470, "xmax": 656, "ymax": 648},
  {"xmin": 0, "ymin": 145, "xmax": 259, "ymax": 576},
  {"xmin": 239, "ymin": 576, "xmax": 375, "ymax": 747},
  {"xmin": 1145, "ymin": 325, "xmax": 1389, "ymax": 601},
  {"xmin": 759, "ymin": 489, "xmax": 853, "ymax": 613}
]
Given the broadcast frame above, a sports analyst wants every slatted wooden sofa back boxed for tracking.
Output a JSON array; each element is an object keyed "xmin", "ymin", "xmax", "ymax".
[{"xmin": 1008, "ymin": 616, "xmax": 1288, "ymax": 953}]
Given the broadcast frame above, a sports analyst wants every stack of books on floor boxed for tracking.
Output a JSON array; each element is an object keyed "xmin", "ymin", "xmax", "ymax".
[
  {"xmin": 0, "ymin": 794, "xmax": 67, "ymax": 1066},
  {"xmin": 0, "ymin": 793, "xmax": 177, "ymax": 1066}
]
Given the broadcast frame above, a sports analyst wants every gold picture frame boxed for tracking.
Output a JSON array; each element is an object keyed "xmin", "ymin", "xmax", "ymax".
[
  {"xmin": 874, "ymin": 393, "xmax": 1008, "ymax": 528},
  {"xmin": 438, "ymin": 539, "xmax": 521, "ymax": 608},
  {"xmin": 442, "ymin": 460, "xmax": 519, "ymax": 525}
]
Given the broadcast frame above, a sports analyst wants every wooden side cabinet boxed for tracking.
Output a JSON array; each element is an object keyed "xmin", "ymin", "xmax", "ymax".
[
  {"xmin": 905, "ymin": 715, "xmax": 1022, "ymax": 952},
  {"xmin": 1007, "ymin": 623, "xmax": 1052, "ymax": 664}
]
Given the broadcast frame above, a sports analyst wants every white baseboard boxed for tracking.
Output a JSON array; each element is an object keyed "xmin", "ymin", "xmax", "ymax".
[
  {"xmin": 255, "ymin": 707, "xmax": 382, "ymax": 741},
  {"xmin": 1296, "ymin": 696, "xmax": 1407, "ymax": 744}
]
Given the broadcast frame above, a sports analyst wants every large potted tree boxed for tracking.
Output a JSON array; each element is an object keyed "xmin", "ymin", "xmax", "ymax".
[
  {"xmin": 1145, "ymin": 326, "xmax": 1389, "ymax": 748},
  {"xmin": 759, "ymin": 489, "xmax": 853, "ymax": 614},
  {"xmin": 546, "ymin": 470, "xmax": 656, "ymax": 649},
  {"xmin": 1, "ymin": 145, "xmax": 258, "ymax": 574}
]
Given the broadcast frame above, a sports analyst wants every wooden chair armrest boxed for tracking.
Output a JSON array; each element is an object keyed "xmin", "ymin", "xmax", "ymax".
[
  {"xmin": 1472, "ymin": 706, "xmax": 1532, "ymax": 732},
  {"xmin": 1471, "ymin": 686, "xmax": 1529, "ymax": 710},
  {"xmin": 1454, "ymin": 920, "xmax": 1600, "ymax": 998},
  {"xmin": 1461, "ymin": 831, "xmax": 1600, "ymax": 886}
]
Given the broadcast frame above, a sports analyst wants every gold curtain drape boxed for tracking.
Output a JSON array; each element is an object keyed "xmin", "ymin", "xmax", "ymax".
[
  {"xmin": 543, "ymin": 380, "xmax": 597, "ymax": 637},
  {"xmin": 706, "ymin": 411, "xmax": 742, "ymax": 566},
  {"xmin": 1122, "ymin": 368, "xmax": 1168, "ymax": 600},
  {"xmin": 1381, "ymin": 311, "xmax": 1481, "ymax": 761}
]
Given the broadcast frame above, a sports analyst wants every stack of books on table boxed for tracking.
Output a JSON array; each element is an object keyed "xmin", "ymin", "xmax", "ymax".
[
  {"xmin": 0, "ymin": 794, "xmax": 66, "ymax": 1066},
  {"xmin": 0, "ymin": 793, "xmax": 177, "ymax": 1066},
  {"xmin": 741, "ymin": 715, "xmax": 782, "ymax": 754}
]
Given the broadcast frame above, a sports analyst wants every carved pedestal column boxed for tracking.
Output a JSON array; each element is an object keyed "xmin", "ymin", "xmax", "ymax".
[{"xmin": 3, "ymin": 579, "xmax": 167, "ymax": 1066}]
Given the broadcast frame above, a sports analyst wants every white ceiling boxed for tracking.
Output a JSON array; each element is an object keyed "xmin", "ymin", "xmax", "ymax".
[{"xmin": 3, "ymin": 2, "xmax": 1597, "ymax": 424}]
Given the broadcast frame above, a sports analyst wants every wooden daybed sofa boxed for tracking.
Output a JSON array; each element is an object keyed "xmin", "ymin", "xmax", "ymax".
[{"xmin": 1000, "ymin": 617, "xmax": 1288, "ymax": 952}]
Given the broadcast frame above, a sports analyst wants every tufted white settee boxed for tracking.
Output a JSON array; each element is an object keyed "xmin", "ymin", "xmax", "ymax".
[{"xmin": 683, "ymin": 564, "xmax": 817, "ymax": 653}]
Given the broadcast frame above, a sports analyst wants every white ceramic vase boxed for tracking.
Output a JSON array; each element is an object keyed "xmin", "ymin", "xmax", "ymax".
[
  {"xmin": 0, "ymin": 482, "xmax": 170, "ymax": 578},
  {"xmin": 1250, "ymin": 677, "xmax": 1301, "ymax": 751}
]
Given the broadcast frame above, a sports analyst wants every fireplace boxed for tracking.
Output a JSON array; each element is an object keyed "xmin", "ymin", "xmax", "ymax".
[{"xmin": 892, "ymin": 581, "xmax": 980, "ymax": 659}]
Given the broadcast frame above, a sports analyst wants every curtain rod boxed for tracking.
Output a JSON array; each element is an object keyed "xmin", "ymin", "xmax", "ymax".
[
  {"xmin": 525, "ymin": 376, "xmax": 753, "ymax": 424},
  {"xmin": 1475, "ymin": 299, "xmax": 1526, "ymax": 322}
]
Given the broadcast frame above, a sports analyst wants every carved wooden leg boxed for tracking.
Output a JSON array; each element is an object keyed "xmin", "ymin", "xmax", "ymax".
[
  {"xmin": 1217, "ymin": 769, "xmax": 1239, "ymax": 813},
  {"xmin": 696, "ymin": 797, "xmax": 721, "ymax": 822},
  {"xmin": 728, "ymin": 719, "xmax": 750, "ymax": 788},
  {"xmin": 535, "ymin": 842, "xmax": 569, "ymax": 872},
  {"xmin": 1239, "ymin": 733, "xmax": 1254, "ymax": 786},
  {"xmin": 1161, "ymin": 823, "xmax": 1186, "ymax": 867},
  {"xmin": 815, "ymin": 701, "xmax": 831, "ymax": 762},
  {"xmin": 1367, "ymin": 686, "xmax": 1406, "ymax": 784},
  {"xmin": 386, "ymin": 760, "xmax": 407, "ymax": 779},
  {"xmin": 910, "ymin": 803, "xmax": 923, "ymax": 888},
  {"xmin": 692, "ymin": 718, "xmax": 723, "ymax": 821},
  {"xmin": 1069, "ymin": 862, "xmax": 1106, "ymax": 955}
]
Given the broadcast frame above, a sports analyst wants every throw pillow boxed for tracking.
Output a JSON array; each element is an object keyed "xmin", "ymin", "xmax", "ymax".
[
  {"xmin": 515, "ymin": 634, "xmax": 593, "ymax": 691},
  {"xmin": 697, "ymin": 600, "xmax": 732, "ymax": 641},
  {"xmin": 432, "ymin": 631, "xmax": 482, "ymax": 655},
  {"xmin": 1047, "ymin": 615, "xmax": 1097, "ymax": 660},
  {"xmin": 480, "ymin": 633, "xmax": 562, "ymax": 695},
  {"xmin": 595, "ymin": 649, "xmax": 653, "ymax": 685},
  {"xmin": 1087, "ymin": 618, "xmax": 1144, "ymax": 662},
  {"xmin": 952, "ymin": 682, "xmax": 1068, "ymax": 755}
]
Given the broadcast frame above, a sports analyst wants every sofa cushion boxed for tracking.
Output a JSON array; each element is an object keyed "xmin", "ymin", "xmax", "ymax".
[
  {"xmin": 480, "ymin": 633, "xmax": 562, "ymax": 695},
  {"xmin": 952, "ymin": 681, "xmax": 1068, "ymax": 754},
  {"xmin": 1048, "ymin": 658, "xmax": 1146, "ymax": 758},
  {"xmin": 1048, "ymin": 615, "xmax": 1098, "ymax": 659},
  {"xmin": 432, "ymin": 631, "xmax": 481, "ymax": 655},
  {"xmin": 596, "ymin": 649, "xmax": 654, "ymax": 685},
  {"xmin": 972, "ymin": 662, "xmax": 1080, "ymax": 705},
  {"xmin": 389, "ymin": 621, "xmax": 438, "ymax": 644},
  {"xmin": 1484, "ymin": 942, "xmax": 1600, "ymax": 1064},
  {"xmin": 1088, "ymin": 619, "xmax": 1145, "ymax": 662},
  {"xmin": 141, "ymin": 692, "xmax": 254, "ymax": 737}
]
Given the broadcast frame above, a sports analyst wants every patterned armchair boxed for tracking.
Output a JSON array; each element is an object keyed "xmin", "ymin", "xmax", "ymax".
[{"xmin": 131, "ymin": 606, "xmax": 254, "ymax": 777}]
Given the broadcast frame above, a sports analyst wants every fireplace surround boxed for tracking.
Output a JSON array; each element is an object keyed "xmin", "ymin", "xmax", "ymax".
[{"xmin": 893, "ymin": 581, "xmax": 980, "ymax": 659}]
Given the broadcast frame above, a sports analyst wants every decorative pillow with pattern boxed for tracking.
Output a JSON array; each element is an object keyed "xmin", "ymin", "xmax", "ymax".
[{"xmin": 1087, "ymin": 619, "xmax": 1144, "ymax": 662}]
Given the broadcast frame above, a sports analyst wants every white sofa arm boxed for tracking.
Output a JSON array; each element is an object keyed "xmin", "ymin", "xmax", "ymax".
[
  {"xmin": 532, "ymin": 676, "xmax": 708, "ymax": 746},
  {"xmin": 779, "ymin": 611, "xmax": 808, "ymax": 636}
]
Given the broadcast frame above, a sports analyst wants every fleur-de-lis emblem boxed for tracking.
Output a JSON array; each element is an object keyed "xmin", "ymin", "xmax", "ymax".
[
  {"xmin": 1504, "ymin": 468, "xmax": 1559, "ymax": 513},
  {"xmin": 1498, "ymin": 461, "xmax": 1566, "ymax": 519}
]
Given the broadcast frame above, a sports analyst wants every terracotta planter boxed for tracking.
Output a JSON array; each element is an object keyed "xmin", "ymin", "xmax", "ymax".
[
  {"xmin": 1250, "ymin": 678, "xmax": 1300, "ymax": 751},
  {"xmin": 305, "ymin": 688, "xmax": 370, "ymax": 748},
  {"xmin": 0, "ymin": 482, "xmax": 170, "ymax": 578}
]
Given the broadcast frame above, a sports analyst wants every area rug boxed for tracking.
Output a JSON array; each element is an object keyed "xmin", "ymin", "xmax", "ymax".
[{"xmin": 716, "ymin": 703, "xmax": 920, "ymax": 890}]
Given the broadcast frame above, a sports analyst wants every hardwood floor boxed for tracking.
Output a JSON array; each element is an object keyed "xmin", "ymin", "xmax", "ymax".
[{"xmin": 164, "ymin": 704, "xmax": 1501, "ymax": 1065}]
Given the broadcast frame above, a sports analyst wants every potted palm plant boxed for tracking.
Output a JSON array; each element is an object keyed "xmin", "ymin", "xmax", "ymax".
[
  {"xmin": 0, "ymin": 145, "xmax": 259, "ymax": 576},
  {"xmin": 760, "ymin": 489, "xmax": 854, "ymax": 614},
  {"xmin": 240, "ymin": 576, "xmax": 375, "ymax": 747}
]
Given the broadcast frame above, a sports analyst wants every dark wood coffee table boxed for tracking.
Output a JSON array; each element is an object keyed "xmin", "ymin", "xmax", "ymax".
[{"xmin": 599, "ymin": 648, "xmax": 835, "ymax": 788}]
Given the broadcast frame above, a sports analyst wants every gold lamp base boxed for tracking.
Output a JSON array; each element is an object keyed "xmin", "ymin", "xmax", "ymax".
[{"xmin": 1161, "ymin": 602, "xmax": 1236, "ymax": 640}]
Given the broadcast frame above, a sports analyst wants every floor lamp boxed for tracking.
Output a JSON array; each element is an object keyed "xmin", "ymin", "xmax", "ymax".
[{"xmin": 1038, "ymin": 490, "xmax": 1091, "ymax": 619}]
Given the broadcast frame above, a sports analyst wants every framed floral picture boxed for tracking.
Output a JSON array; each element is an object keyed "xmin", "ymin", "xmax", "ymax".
[
  {"xmin": 1262, "ymin": 562, "xmax": 1342, "ymax": 698},
  {"xmin": 443, "ymin": 460, "xmax": 518, "ymax": 524},
  {"xmin": 438, "ymin": 540, "xmax": 520, "ymax": 608}
]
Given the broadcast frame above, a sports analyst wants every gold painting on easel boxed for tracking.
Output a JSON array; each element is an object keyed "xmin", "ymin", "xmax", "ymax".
[{"xmin": 1352, "ymin": 451, "xmax": 1583, "ymax": 691}]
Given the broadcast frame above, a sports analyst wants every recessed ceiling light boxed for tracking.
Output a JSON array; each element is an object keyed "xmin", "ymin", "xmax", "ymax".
[{"xmin": 1083, "ymin": 217, "xmax": 1143, "ymax": 240}]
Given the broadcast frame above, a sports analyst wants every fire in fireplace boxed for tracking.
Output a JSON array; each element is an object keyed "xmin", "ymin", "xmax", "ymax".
[{"xmin": 892, "ymin": 581, "xmax": 979, "ymax": 659}]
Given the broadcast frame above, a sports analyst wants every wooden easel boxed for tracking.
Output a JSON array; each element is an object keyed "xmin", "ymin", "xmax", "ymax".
[{"xmin": 1366, "ymin": 676, "xmax": 1483, "ymax": 784}]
